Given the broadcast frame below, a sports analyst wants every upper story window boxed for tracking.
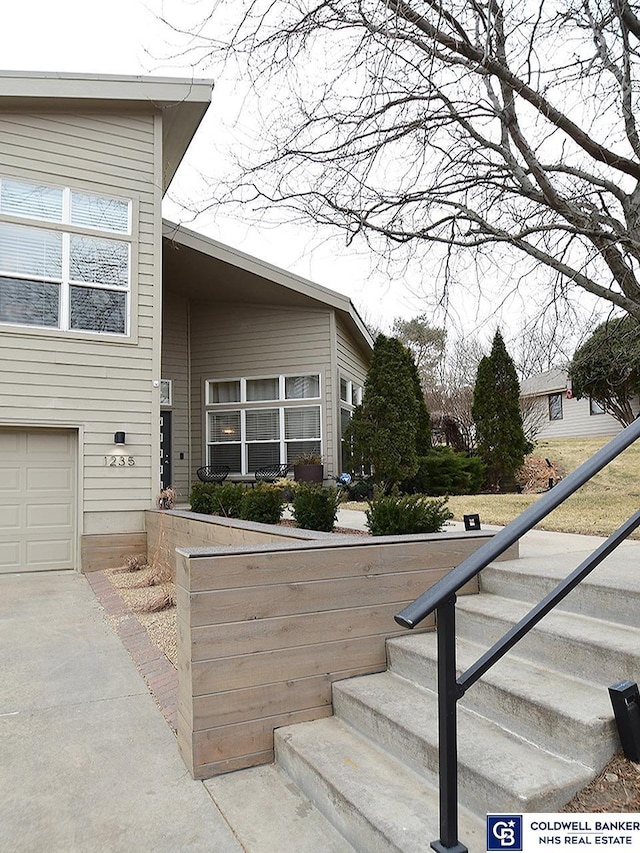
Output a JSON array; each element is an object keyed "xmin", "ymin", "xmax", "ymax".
[
  {"xmin": 0, "ymin": 177, "xmax": 132, "ymax": 335},
  {"xmin": 548, "ymin": 392, "xmax": 563, "ymax": 421}
]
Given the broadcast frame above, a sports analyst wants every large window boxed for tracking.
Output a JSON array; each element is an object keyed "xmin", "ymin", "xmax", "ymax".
[
  {"xmin": 0, "ymin": 177, "xmax": 131, "ymax": 334},
  {"xmin": 206, "ymin": 374, "xmax": 322, "ymax": 473}
]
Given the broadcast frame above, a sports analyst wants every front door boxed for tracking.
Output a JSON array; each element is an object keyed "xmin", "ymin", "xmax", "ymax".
[{"xmin": 160, "ymin": 411, "xmax": 172, "ymax": 489}]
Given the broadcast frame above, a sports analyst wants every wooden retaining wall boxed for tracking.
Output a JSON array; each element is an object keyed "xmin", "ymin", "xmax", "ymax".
[{"xmin": 176, "ymin": 531, "xmax": 519, "ymax": 779}]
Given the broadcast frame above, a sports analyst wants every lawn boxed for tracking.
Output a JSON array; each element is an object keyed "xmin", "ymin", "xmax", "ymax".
[{"xmin": 346, "ymin": 436, "xmax": 640, "ymax": 539}]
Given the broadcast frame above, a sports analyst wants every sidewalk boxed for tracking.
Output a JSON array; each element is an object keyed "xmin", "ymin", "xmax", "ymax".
[{"xmin": 0, "ymin": 570, "xmax": 242, "ymax": 853}]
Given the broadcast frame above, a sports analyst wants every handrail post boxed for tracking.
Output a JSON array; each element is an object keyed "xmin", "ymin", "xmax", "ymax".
[{"xmin": 431, "ymin": 595, "xmax": 468, "ymax": 853}]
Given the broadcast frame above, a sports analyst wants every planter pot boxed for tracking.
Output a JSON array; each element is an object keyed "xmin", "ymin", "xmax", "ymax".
[{"xmin": 294, "ymin": 463, "xmax": 323, "ymax": 483}]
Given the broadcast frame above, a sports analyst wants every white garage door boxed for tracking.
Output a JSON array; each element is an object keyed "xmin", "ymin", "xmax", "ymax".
[{"xmin": 0, "ymin": 429, "xmax": 77, "ymax": 573}]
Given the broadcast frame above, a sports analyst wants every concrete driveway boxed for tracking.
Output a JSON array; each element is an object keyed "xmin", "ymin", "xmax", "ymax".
[{"xmin": 0, "ymin": 570, "xmax": 242, "ymax": 853}]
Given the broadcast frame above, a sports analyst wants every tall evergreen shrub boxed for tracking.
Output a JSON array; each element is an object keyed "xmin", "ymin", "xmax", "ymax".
[{"xmin": 472, "ymin": 330, "xmax": 531, "ymax": 490}]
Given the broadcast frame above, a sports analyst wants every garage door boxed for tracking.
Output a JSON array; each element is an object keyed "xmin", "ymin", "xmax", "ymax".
[{"xmin": 0, "ymin": 429, "xmax": 77, "ymax": 573}]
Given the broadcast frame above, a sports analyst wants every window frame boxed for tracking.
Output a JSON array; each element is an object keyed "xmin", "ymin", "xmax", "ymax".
[
  {"xmin": 205, "ymin": 373, "xmax": 322, "ymax": 474},
  {"xmin": 548, "ymin": 392, "xmax": 564, "ymax": 421},
  {"xmin": 338, "ymin": 374, "xmax": 364, "ymax": 472},
  {"xmin": 0, "ymin": 175, "xmax": 134, "ymax": 338},
  {"xmin": 589, "ymin": 397, "xmax": 606, "ymax": 416}
]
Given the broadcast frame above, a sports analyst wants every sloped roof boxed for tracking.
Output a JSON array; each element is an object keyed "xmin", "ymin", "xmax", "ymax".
[
  {"xmin": 162, "ymin": 220, "xmax": 374, "ymax": 355},
  {"xmin": 0, "ymin": 70, "xmax": 213, "ymax": 192},
  {"xmin": 520, "ymin": 368, "xmax": 567, "ymax": 396}
]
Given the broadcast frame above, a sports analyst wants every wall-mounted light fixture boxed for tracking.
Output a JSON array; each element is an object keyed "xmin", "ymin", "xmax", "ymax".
[{"xmin": 114, "ymin": 431, "xmax": 126, "ymax": 446}]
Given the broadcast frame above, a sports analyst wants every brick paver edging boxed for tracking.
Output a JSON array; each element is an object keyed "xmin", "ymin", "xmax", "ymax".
[{"xmin": 86, "ymin": 571, "xmax": 178, "ymax": 732}]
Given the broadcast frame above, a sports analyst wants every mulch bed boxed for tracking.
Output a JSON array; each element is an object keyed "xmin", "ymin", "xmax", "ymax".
[{"xmin": 563, "ymin": 753, "xmax": 640, "ymax": 812}]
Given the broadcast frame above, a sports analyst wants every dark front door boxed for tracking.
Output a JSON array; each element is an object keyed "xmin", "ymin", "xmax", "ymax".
[{"xmin": 160, "ymin": 411, "xmax": 172, "ymax": 489}]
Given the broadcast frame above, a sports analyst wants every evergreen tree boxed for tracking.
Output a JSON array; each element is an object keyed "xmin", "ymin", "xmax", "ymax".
[
  {"xmin": 346, "ymin": 334, "xmax": 430, "ymax": 486},
  {"xmin": 472, "ymin": 330, "xmax": 531, "ymax": 490}
]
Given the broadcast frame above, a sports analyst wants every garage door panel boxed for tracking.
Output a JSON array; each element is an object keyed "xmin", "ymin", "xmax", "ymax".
[
  {"xmin": 26, "ymin": 502, "xmax": 73, "ymax": 529},
  {"xmin": 0, "ymin": 429, "xmax": 77, "ymax": 572},
  {"xmin": 0, "ymin": 432, "xmax": 19, "ymax": 453},
  {"xmin": 26, "ymin": 466, "xmax": 74, "ymax": 492},
  {"xmin": 0, "ymin": 506, "xmax": 20, "ymax": 528},
  {"xmin": 26, "ymin": 431, "xmax": 75, "ymax": 456},
  {"xmin": 27, "ymin": 538, "xmax": 73, "ymax": 567},
  {"xmin": 0, "ymin": 541, "xmax": 20, "ymax": 569},
  {"xmin": 5, "ymin": 467, "xmax": 21, "ymax": 491}
]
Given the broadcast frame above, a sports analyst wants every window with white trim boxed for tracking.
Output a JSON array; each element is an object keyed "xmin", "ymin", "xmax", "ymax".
[
  {"xmin": 589, "ymin": 397, "xmax": 605, "ymax": 416},
  {"xmin": 0, "ymin": 177, "xmax": 132, "ymax": 335},
  {"xmin": 548, "ymin": 393, "xmax": 563, "ymax": 421},
  {"xmin": 206, "ymin": 374, "xmax": 322, "ymax": 473},
  {"xmin": 339, "ymin": 375, "xmax": 364, "ymax": 471}
]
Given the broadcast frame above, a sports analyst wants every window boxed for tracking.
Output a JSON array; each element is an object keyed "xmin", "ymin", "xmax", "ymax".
[
  {"xmin": 339, "ymin": 375, "xmax": 364, "ymax": 471},
  {"xmin": 160, "ymin": 380, "xmax": 172, "ymax": 407},
  {"xmin": 548, "ymin": 393, "xmax": 563, "ymax": 421},
  {"xmin": 589, "ymin": 397, "xmax": 606, "ymax": 416},
  {"xmin": 0, "ymin": 177, "xmax": 131, "ymax": 335},
  {"xmin": 205, "ymin": 374, "xmax": 321, "ymax": 473}
]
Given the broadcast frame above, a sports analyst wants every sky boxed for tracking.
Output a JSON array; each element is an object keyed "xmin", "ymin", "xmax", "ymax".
[{"xmin": 0, "ymin": 1, "xmax": 603, "ymax": 352}]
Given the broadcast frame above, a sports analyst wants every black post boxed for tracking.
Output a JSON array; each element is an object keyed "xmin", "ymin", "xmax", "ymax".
[{"xmin": 431, "ymin": 596, "xmax": 468, "ymax": 853}]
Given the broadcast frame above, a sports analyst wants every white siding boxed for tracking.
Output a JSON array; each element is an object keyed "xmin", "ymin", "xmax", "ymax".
[
  {"xmin": 0, "ymin": 110, "xmax": 160, "ymax": 554},
  {"xmin": 529, "ymin": 392, "xmax": 632, "ymax": 439}
]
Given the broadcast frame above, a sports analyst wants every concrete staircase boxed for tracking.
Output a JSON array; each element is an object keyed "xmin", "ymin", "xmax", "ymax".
[{"xmin": 205, "ymin": 541, "xmax": 640, "ymax": 853}]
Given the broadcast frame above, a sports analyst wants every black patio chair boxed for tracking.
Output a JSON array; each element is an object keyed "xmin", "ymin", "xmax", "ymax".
[
  {"xmin": 254, "ymin": 463, "xmax": 290, "ymax": 484},
  {"xmin": 196, "ymin": 465, "xmax": 230, "ymax": 483}
]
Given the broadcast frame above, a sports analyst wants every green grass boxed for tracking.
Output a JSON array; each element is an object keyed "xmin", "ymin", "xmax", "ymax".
[{"xmin": 344, "ymin": 436, "xmax": 640, "ymax": 538}]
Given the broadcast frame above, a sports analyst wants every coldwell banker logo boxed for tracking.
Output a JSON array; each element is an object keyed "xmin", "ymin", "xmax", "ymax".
[{"xmin": 487, "ymin": 815, "xmax": 523, "ymax": 851}]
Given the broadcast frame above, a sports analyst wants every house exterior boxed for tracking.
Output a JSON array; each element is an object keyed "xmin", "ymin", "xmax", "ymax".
[
  {"xmin": 0, "ymin": 70, "xmax": 372, "ymax": 575},
  {"xmin": 520, "ymin": 368, "xmax": 636, "ymax": 440}
]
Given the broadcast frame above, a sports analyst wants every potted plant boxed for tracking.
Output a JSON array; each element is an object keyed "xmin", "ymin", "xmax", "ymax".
[{"xmin": 293, "ymin": 452, "xmax": 324, "ymax": 483}]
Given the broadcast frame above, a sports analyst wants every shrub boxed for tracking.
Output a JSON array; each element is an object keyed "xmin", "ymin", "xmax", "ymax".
[
  {"xmin": 213, "ymin": 482, "xmax": 245, "ymax": 518},
  {"xmin": 404, "ymin": 448, "xmax": 485, "ymax": 496},
  {"xmin": 189, "ymin": 481, "xmax": 217, "ymax": 514},
  {"xmin": 240, "ymin": 484, "xmax": 284, "ymax": 524},
  {"xmin": 292, "ymin": 483, "xmax": 341, "ymax": 531},
  {"xmin": 189, "ymin": 481, "xmax": 245, "ymax": 517},
  {"xmin": 341, "ymin": 475, "xmax": 375, "ymax": 501},
  {"xmin": 366, "ymin": 488, "xmax": 453, "ymax": 535}
]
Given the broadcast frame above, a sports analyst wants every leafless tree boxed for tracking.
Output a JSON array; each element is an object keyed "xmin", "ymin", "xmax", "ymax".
[{"xmin": 166, "ymin": 0, "xmax": 640, "ymax": 321}]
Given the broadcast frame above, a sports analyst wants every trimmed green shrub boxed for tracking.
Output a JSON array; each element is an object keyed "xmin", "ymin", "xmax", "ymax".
[
  {"xmin": 213, "ymin": 482, "xmax": 246, "ymax": 518},
  {"xmin": 189, "ymin": 482, "xmax": 217, "ymax": 514},
  {"xmin": 292, "ymin": 483, "xmax": 341, "ymax": 531},
  {"xmin": 366, "ymin": 488, "xmax": 453, "ymax": 535},
  {"xmin": 404, "ymin": 447, "xmax": 485, "ymax": 496},
  {"xmin": 189, "ymin": 481, "xmax": 245, "ymax": 517},
  {"xmin": 240, "ymin": 484, "xmax": 284, "ymax": 524}
]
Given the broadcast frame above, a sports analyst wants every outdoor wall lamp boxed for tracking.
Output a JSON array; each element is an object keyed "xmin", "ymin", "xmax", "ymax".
[{"xmin": 114, "ymin": 431, "xmax": 126, "ymax": 446}]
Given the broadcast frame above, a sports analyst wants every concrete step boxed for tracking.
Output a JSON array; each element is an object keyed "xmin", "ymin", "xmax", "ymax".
[
  {"xmin": 203, "ymin": 764, "xmax": 356, "ymax": 853},
  {"xmin": 332, "ymin": 671, "xmax": 592, "ymax": 816},
  {"xmin": 455, "ymin": 593, "xmax": 640, "ymax": 685},
  {"xmin": 386, "ymin": 632, "xmax": 617, "ymax": 770},
  {"xmin": 480, "ymin": 550, "xmax": 640, "ymax": 626},
  {"xmin": 275, "ymin": 715, "xmax": 486, "ymax": 853}
]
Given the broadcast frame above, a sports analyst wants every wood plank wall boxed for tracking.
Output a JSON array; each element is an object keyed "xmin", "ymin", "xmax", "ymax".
[{"xmin": 176, "ymin": 533, "xmax": 519, "ymax": 779}]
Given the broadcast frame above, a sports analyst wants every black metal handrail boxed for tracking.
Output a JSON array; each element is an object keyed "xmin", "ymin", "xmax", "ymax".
[{"xmin": 394, "ymin": 416, "xmax": 640, "ymax": 853}]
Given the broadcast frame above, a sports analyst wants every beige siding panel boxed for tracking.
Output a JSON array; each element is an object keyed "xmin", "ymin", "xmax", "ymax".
[
  {"xmin": 190, "ymin": 303, "xmax": 332, "ymax": 474},
  {"xmin": 161, "ymin": 291, "xmax": 190, "ymax": 497},
  {"xmin": 0, "ymin": 109, "xmax": 160, "ymax": 552},
  {"xmin": 336, "ymin": 315, "xmax": 369, "ymax": 385}
]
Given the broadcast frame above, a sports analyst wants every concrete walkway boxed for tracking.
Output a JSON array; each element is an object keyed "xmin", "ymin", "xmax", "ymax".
[
  {"xmin": 0, "ymin": 570, "xmax": 242, "ymax": 853},
  {"xmin": 2, "ymin": 518, "xmax": 638, "ymax": 852}
]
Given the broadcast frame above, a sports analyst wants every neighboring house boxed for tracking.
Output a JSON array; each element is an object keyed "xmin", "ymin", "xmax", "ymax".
[
  {"xmin": 520, "ymin": 368, "xmax": 636, "ymax": 440},
  {"xmin": 0, "ymin": 70, "xmax": 372, "ymax": 575}
]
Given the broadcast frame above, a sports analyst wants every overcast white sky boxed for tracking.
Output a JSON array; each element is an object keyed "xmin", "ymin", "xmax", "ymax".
[{"xmin": 0, "ymin": 0, "xmax": 600, "ymax": 349}]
